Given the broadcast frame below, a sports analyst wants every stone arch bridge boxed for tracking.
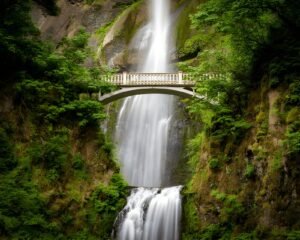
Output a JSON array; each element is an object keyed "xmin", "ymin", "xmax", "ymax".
[{"xmin": 98, "ymin": 72, "xmax": 224, "ymax": 104}]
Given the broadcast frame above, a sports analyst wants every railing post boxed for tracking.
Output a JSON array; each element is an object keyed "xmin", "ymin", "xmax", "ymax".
[
  {"xmin": 178, "ymin": 71, "xmax": 183, "ymax": 85},
  {"xmin": 123, "ymin": 72, "xmax": 127, "ymax": 85}
]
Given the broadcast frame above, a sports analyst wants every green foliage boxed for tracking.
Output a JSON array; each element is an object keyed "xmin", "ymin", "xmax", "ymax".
[
  {"xmin": 211, "ymin": 190, "xmax": 245, "ymax": 223},
  {"xmin": 87, "ymin": 174, "xmax": 128, "ymax": 238},
  {"xmin": 185, "ymin": 224, "xmax": 231, "ymax": 240},
  {"xmin": 0, "ymin": 128, "xmax": 17, "ymax": 172},
  {"xmin": 182, "ymin": 194, "xmax": 202, "ymax": 240},
  {"xmin": 284, "ymin": 120, "xmax": 300, "ymax": 156},
  {"xmin": 200, "ymin": 224, "xmax": 224, "ymax": 240},
  {"xmin": 190, "ymin": 0, "xmax": 282, "ymax": 78},
  {"xmin": 90, "ymin": 174, "xmax": 127, "ymax": 214},
  {"xmin": 234, "ymin": 232, "xmax": 258, "ymax": 240},
  {"xmin": 209, "ymin": 158, "xmax": 221, "ymax": 170},
  {"xmin": 1, "ymin": 0, "xmax": 113, "ymax": 127},
  {"xmin": 284, "ymin": 131, "xmax": 300, "ymax": 155},
  {"xmin": 0, "ymin": 1, "xmax": 125, "ymax": 239},
  {"xmin": 0, "ymin": 0, "xmax": 40, "ymax": 87},
  {"xmin": 186, "ymin": 132, "xmax": 205, "ymax": 170},
  {"xmin": 0, "ymin": 173, "xmax": 56, "ymax": 238},
  {"xmin": 286, "ymin": 80, "xmax": 300, "ymax": 106},
  {"xmin": 72, "ymin": 153, "xmax": 85, "ymax": 170},
  {"xmin": 60, "ymin": 29, "xmax": 90, "ymax": 64},
  {"xmin": 29, "ymin": 134, "xmax": 69, "ymax": 180},
  {"xmin": 286, "ymin": 107, "xmax": 300, "ymax": 124},
  {"xmin": 45, "ymin": 100, "xmax": 105, "ymax": 127},
  {"xmin": 178, "ymin": 34, "xmax": 203, "ymax": 59},
  {"xmin": 287, "ymin": 231, "xmax": 300, "ymax": 240},
  {"xmin": 183, "ymin": 0, "xmax": 300, "ymax": 238},
  {"xmin": 13, "ymin": 29, "xmax": 112, "ymax": 126},
  {"xmin": 42, "ymin": 135, "xmax": 68, "ymax": 171},
  {"xmin": 210, "ymin": 109, "xmax": 252, "ymax": 143},
  {"xmin": 256, "ymin": 119, "xmax": 269, "ymax": 141},
  {"xmin": 244, "ymin": 164, "xmax": 255, "ymax": 179}
]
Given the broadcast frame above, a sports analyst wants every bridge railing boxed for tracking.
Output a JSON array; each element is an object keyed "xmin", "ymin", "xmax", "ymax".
[{"xmin": 100, "ymin": 72, "xmax": 227, "ymax": 86}]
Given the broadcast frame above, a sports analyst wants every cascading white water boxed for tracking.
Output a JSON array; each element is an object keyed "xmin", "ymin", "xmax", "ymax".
[
  {"xmin": 116, "ymin": 94, "xmax": 174, "ymax": 187},
  {"xmin": 114, "ymin": 0, "xmax": 182, "ymax": 239},
  {"xmin": 117, "ymin": 187, "xmax": 182, "ymax": 240}
]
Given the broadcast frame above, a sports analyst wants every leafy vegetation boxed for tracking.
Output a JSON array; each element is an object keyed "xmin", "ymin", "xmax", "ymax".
[
  {"xmin": 181, "ymin": 0, "xmax": 300, "ymax": 238},
  {"xmin": 244, "ymin": 164, "xmax": 255, "ymax": 179},
  {"xmin": 0, "ymin": 1, "xmax": 127, "ymax": 239}
]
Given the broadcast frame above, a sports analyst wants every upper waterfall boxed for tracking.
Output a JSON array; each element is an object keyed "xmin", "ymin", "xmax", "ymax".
[{"xmin": 141, "ymin": 0, "xmax": 171, "ymax": 72}]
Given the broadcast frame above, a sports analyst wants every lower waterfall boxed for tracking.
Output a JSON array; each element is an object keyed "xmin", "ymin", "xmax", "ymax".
[{"xmin": 116, "ymin": 187, "xmax": 182, "ymax": 240}]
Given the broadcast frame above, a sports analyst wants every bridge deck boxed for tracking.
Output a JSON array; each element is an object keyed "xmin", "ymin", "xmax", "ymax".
[
  {"xmin": 97, "ymin": 72, "xmax": 227, "ymax": 103},
  {"xmin": 99, "ymin": 72, "xmax": 228, "ymax": 87}
]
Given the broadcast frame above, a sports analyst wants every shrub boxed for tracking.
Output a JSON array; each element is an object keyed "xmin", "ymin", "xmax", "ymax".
[
  {"xmin": 46, "ymin": 100, "xmax": 105, "ymax": 127},
  {"xmin": 287, "ymin": 231, "xmax": 300, "ymax": 240},
  {"xmin": 211, "ymin": 190, "xmax": 245, "ymax": 223},
  {"xmin": 286, "ymin": 107, "xmax": 300, "ymax": 124},
  {"xmin": 44, "ymin": 135, "xmax": 68, "ymax": 168},
  {"xmin": 284, "ymin": 121, "xmax": 300, "ymax": 156},
  {"xmin": 87, "ymin": 174, "xmax": 128, "ymax": 238},
  {"xmin": 29, "ymin": 134, "xmax": 69, "ymax": 179},
  {"xmin": 286, "ymin": 80, "xmax": 300, "ymax": 106},
  {"xmin": 244, "ymin": 164, "xmax": 255, "ymax": 179},
  {"xmin": 234, "ymin": 232, "xmax": 257, "ymax": 240},
  {"xmin": 0, "ymin": 128, "xmax": 17, "ymax": 172},
  {"xmin": 0, "ymin": 175, "xmax": 52, "ymax": 237},
  {"xmin": 201, "ymin": 224, "xmax": 223, "ymax": 240},
  {"xmin": 72, "ymin": 153, "xmax": 85, "ymax": 170},
  {"xmin": 211, "ymin": 109, "xmax": 251, "ymax": 143},
  {"xmin": 209, "ymin": 158, "xmax": 221, "ymax": 170}
]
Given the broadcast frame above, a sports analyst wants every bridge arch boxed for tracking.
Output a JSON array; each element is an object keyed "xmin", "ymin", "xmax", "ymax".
[{"xmin": 98, "ymin": 87, "xmax": 200, "ymax": 104}]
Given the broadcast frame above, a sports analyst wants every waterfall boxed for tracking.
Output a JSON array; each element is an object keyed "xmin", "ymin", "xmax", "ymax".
[
  {"xmin": 114, "ymin": 0, "xmax": 182, "ymax": 239},
  {"xmin": 116, "ymin": 187, "xmax": 182, "ymax": 240}
]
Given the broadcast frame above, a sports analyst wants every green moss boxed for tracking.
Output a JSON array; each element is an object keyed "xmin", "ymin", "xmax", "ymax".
[
  {"xmin": 120, "ymin": 1, "xmax": 144, "ymax": 44},
  {"xmin": 256, "ymin": 120, "xmax": 269, "ymax": 140},
  {"xmin": 182, "ymin": 195, "xmax": 201, "ymax": 239},
  {"xmin": 178, "ymin": 34, "xmax": 204, "ymax": 59},
  {"xmin": 271, "ymin": 149, "xmax": 283, "ymax": 172},
  {"xmin": 176, "ymin": 0, "xmax": 203, "ymax": 53},
  {"xmin": 286, "ymin": 107, "xmax": 300, "ymax": 124},
  {"xmin": 256, "ymin": 111, "xmax": 267, "ymax": 124},
  {"xmin": 244, "ymin": 164, "xmax": 255, "ymax": 179},
  {"xmin": 234, "ymin": 232, "xmax": 258, "ymax": 240},
  {"xmin": 209, "ymin": 158, "xmax": 221, "ymax": 170},
  {"xmin": 211, "ymin": 190, "xmax": 245, "ymax": 223}
]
